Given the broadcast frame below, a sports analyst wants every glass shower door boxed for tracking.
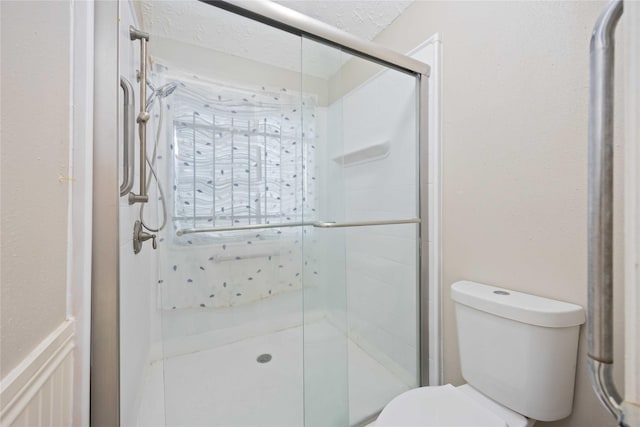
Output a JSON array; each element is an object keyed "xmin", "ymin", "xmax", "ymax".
[
  {"xmin": 114, "ymin": 1, "xmax": 425, "ymax": 426},
  {"xmin": 301, "ymin": 37, "xmax": 421, "ymax": 426},
  {"xmin": 153, "ymin": 7, "xmax": 307, "ymax": 426},
  {"xmin": 122, "ymin": 2, "xmax": 309, "ymax": 426},
  {"xmin": 300, "ymin": 38, "xmax": 350, "ymax": 427}
]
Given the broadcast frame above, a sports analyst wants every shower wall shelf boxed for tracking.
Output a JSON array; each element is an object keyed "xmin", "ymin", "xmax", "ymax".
[{"xmin": 332, "ymin": 141, "xmax": 390, "ymax": 166}]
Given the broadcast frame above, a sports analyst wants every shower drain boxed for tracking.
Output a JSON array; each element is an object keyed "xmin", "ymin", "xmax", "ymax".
[{"xmin": 256, "ymin": 353, "xmax": 272, "ymax": 364}]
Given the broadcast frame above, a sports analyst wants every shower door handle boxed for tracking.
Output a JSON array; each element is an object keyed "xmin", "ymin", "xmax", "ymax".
[
  {"xmin": 587, "ymin": 0, "xmax": 625, "ymax": 424},
  {"xmin": 313, "ymin": 219, "xmax": 420, "ymax": 228},
  {"xmin": 120, "ymin": 76, "xmax": 135, "ymax": 196}
]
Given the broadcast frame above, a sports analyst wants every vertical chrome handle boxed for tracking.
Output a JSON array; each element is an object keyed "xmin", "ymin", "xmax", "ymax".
[
  {"xmin": 128, "ymin": 26, "xmax": 150, "ymax": 205},
  {"xmin": 587, "ymin": 0, "xmax": 624, "ymax": 422},
  {"xmin": 120, "ymin": 76, "xmax": 135, "ymax": 196}
]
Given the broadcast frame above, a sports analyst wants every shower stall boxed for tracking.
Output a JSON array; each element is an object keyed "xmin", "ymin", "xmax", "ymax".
[{"xmin": 92, "ymin": 1, "xmax": 432, "ymax": 426}]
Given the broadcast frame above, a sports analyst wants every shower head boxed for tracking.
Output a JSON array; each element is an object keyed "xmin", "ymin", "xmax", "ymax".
[
  {"xmin": 146, "ymin": 81, "xmax": 179, "ymax": 111},
  {"xmin": 158, "ymin": 81, "xmax": 178, "ymax": 98}
]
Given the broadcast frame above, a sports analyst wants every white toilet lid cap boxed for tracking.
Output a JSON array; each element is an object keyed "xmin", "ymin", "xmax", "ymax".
[{"xmin": 376, "ymin": 384, "xmax": 508, "ymax": 427}]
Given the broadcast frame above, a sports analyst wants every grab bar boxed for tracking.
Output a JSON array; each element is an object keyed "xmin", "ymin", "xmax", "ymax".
[
  {"xmin": 176, "ymin": 218, "xmax": 420, "ymax": 236},
  {"xmin": 587, "ymin": 0, "xmax": 625, "ymax": 423},
  {"xmin": 128, "ymin": 26, "xmax": 150, "ymax": 205},
  {"xmin": 119, "ymin": 76, "xmax": 135, "ymax": 196}
]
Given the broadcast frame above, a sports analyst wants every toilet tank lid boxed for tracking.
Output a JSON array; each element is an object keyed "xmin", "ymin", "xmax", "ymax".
[{"xmin": 451, "ymin": 281, "xmax": 585, "ymax": 328}]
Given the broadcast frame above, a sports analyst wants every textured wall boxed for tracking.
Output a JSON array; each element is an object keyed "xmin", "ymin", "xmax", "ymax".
[
  {"xmin": 0, "ymin": 1, "xmax": 71, "ymax": 378},
  {"xmin": 365, "ymin": 2, "xmax": 625, "ymax": 426}
]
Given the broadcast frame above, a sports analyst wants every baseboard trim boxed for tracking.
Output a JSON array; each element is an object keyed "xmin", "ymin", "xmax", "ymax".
[{"xmin": 0, "ymin": 319, "xmax": 75, "ymax": 426}]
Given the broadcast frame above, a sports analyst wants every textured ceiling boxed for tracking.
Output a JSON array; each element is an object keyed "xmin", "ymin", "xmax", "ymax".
[
  {"xmin": 274, "ymin": 1, "xmax": 412, "ymax": 41},
  {"xmin": 136, "ymin": 0, "xmax": 412, "ymax": 78}
]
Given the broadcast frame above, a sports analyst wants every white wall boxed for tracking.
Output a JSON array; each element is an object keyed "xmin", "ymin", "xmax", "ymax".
[
  {"xmin": 367, "ymin": 2, "xmax": 625, "ymax": 426},
  {"xmin": 148, "ymin": 37, "xmax": 329, "ymax": 107},
  {"xmin": 0, "ymin": 1, "xmax": 84, "ymax": 425},
  {"xmin": 0, "ymin": 0, "xmax": 71, "ymax": 379}
]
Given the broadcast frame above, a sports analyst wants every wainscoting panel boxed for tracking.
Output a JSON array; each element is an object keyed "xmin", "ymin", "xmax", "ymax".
[{"xmin": 0, "ymin": 320, "xmax": 75, "ymax": 427}]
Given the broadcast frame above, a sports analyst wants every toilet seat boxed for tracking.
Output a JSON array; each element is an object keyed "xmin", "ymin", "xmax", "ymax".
[{"xmin": 376, "ymin": 384, "xmax": 530, "ymax": 427}]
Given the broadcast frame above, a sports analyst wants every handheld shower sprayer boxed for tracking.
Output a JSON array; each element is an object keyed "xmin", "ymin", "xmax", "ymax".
[
  {"xmin": 146, "ymin": 81, "xmax": 179, "ymax": 111},
  {"xmin": 139, "ymin": 79, "xmax": 180, "ymax": 234}
]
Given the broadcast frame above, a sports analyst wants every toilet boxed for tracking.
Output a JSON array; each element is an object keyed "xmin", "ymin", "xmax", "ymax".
[{"xmin": 376, "ymin": 281, "xmax": 586, "ymax": 427}]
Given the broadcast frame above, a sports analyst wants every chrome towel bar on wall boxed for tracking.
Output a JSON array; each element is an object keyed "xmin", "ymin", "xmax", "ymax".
[{"xmin": 587, "ymin": 0, "xmax": 626, "ymax": 425}]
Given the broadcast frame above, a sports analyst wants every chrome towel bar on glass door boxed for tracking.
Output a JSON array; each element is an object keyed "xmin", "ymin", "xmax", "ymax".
[{"xmin": 176, "ymin": 218, "xmax": 420, "ymax": 236}]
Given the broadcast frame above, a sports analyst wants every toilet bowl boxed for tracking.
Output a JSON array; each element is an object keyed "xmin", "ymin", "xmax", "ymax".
[
  {"xmin": 376, "ymin": 384, "xmax": 535, "ymax": 427},
  {"xmin": 375, "ymin": 281, "xmax": 585, "ymax": 427}
]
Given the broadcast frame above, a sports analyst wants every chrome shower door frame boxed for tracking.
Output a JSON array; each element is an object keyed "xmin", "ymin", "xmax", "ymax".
[
  {"xmin": 91, "ymin": 1, "xmax": 432, "ymax": 424},
  {"xmin": 91, "ymin": 1, "xmax": 120, "ymax": 426}
]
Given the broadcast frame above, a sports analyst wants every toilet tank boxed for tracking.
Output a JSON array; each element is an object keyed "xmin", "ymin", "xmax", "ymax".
[{"xmin": 451, "ymin": 281, "xmax": 585, "ymax": 422}]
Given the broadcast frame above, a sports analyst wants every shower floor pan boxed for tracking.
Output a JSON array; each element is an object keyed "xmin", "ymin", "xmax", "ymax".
[{"xmin": 135, "ymin": 319, "xmax": 410, "ymax": 427}]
